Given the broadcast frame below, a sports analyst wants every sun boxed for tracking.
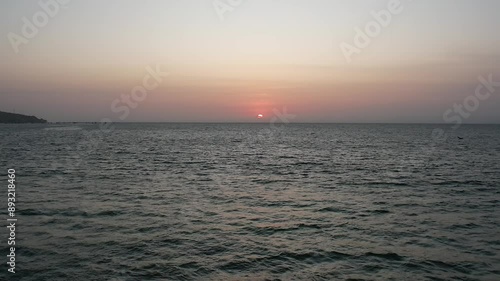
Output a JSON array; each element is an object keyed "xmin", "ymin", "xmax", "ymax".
[{"xmin": 257, "ymin": 114, "xmax": 263, "ymax": 119}]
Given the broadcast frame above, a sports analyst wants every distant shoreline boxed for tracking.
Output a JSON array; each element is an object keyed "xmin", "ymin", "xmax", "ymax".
[{"xmin": 0, "ymin": 111, "xmax": 47, "ymax": 124}]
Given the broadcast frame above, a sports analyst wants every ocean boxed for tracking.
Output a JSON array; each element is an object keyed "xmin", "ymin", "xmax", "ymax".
[{"xmin": 1, "ymin": 123, "xmax": 499, "ymax": 280}]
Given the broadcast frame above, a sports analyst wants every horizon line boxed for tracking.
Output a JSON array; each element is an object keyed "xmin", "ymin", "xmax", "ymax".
[{"xmin": 13, "ymin": 121, "xmax": 500, "ymax": 125}]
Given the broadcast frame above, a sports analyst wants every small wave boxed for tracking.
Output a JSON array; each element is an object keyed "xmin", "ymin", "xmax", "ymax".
[
  {"xmin": 421, "ymin": 260, "xmax": 473, "ymax": 274},
  {"xmin": 369, "ymin": 209, "xmax": 391, "ymax": 215},
  {"xmin": 70, "ymin": 224, "xmax": 86, "ymax": 230},
  {"xmin": 95, "ymin": 210, "xmax": 123, "ymax": 217},
  {"xmin": 364, "ymin": 252, "xmax": 404, "ymax": 261},
  {"xmin": 288, "ymin": 161, "xmax": 323, "ymax": 167},
  {"xmin": 245, "ymin": 223, "xmax": 328, "ymax": 236},
  {"xmin": 44, "ymin": 127, "xmax": 82, "ymax": 131},
  {"xmin": 276, "ymin": 250, "xmax": 353, "ymax": 262},
  {"xmin": 447, "ymin": 223, "xmax": 480, "ymax": 230},
  {"xmin": 366, "ymin": 181, "xmax": 409, "ymax": 186},
  {"xmin": 18, "ymin": 209, "xmax": 44, "ymax": 216},
  {"xmin": 432, "ymin": 180, "xmax": 484, "ymax": 186},
  {"xmin": 317, "ymin": 206, "xmax": 346, "ymax": 213},
  {"xmin": 219, "ymin": 250, "xmax": 352, "ymax": 271},
  {"xmin": 279, "ymin": 155, "xmax": 296, "ymax": 159},
  {"xmin": 137, "ymin": 226, "xmax": 158, "ymax": 233},
  {"xmin": 251, "ymin": 179, "xmax": 288, "ymax": 184},
  {"xmin": 18, "ymin": 208, "xmax": 123, "ymax": 218}
]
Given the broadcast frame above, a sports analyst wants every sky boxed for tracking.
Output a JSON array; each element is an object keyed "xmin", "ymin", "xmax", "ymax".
[{"xmin": 1, "ymin": 0, "xmax": 499, "ymax": 123}]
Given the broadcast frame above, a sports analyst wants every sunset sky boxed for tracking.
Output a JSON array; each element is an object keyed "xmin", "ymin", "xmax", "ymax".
[{"xmin": 1, "ymin": 0, "xmax": 499, "ymax": 122}]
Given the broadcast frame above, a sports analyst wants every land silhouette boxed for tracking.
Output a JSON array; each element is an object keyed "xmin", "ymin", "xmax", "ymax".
[{"xmin": 0, "ymin": 111, "xmax": 47, "ymax": 123}]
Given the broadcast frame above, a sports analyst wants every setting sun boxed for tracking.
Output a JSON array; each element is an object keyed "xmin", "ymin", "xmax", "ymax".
[{"xmin": 257, "ymin": 114, "xmax": 263, "ymax": 119}]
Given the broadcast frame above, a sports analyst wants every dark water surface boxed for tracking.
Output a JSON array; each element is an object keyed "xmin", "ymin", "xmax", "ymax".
[{"xmin": 1, "ymin": 123, "xmax": 499, "ymax": 280}]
